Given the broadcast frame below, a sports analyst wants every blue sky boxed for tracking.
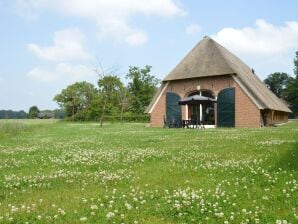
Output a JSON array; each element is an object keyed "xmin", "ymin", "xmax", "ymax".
[{"xmin": 1, "ymin": 0, "xmax": 298, "ymax": 111}]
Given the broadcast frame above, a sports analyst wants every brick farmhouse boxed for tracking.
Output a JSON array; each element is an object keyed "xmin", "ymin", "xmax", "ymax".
[{"xmin": 145, "ymin": 36, "xmax": 291, "ymax": 128}]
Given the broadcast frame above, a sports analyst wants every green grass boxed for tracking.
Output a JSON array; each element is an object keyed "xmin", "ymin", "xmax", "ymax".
[
  {"xmin": 0, "ymin": 120, "xmax": 28, "ymax": 138},
  {"xmin": 0, "ymin": 120, "xmax": 297, "ymax": 223}
]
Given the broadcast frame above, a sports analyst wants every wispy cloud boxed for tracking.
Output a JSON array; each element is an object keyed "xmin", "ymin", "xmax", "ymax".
[
  {"xmin": 16, "ymin": 0, "xmax": 185, "ymax": 46},
  {"xmin": 27, "ymin": 67, "xmax": 57, "ymax": 82},
  {"xmin": 26, "ymin": 63, "xmax": 97, "ymax": 83},
  {"xmin": 185, "ymin": 23, "xmax": 201, "ymax": 35},
  {"xmin": 27, "ymin": 28, "xmax": 91, "ymax": 61}
]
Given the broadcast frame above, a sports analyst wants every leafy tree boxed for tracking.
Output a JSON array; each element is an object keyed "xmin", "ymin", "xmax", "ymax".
[
  {"xmin": 53, "ymin": 109, "xmax": 66, "ymax": 119},
  {"xmin": 264, "ymin": 72, "xmax": 289, "ymax": 98},
  {"xmin": 53, "ymin": 81, "xmax": 98, "ymax": 120},
  {"xmin": 28, "ymin": 106, "xmax": 40, "ymax": 119},
  {"xmin": 52, "ymin": 65, "xmax": 157, "ymax": 122},
  {"xmin": 126, "ymin": 65, "xmax": 159, "ymax": 114},
  {"xmin": 118, "ymin": 86, "xmax": 129, "ymax": 123},
  {"xmin": 294, "ymin": 50, "xmax": 298, "ymax": 77},
  {"xmin": 283, "ymin": 77, "xmax": 298, "ymax": 116},
  {"xmin": 283, "ymin": 51, "xmax": 298, "ymax": 117},
  {"xmin": 97, "ymin": 75, "xmax": 124, "ymax": 127},
  {"xmin": 0, "ymin": 110, "xmax": 28, "ymax": 119}
]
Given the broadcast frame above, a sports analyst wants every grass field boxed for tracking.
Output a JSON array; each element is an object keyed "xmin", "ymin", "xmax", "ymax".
[{"xmin": 0, "ymin": 120, "xmax": 297, "ymax": 223}]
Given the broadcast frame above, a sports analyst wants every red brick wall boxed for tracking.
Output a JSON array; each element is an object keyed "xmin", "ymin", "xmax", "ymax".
[
  {"xmin": 232, "ymin": 81, "xmax": 260, "ymax": 128},
  {"xmin": 150, "ymin": 75, "xmax": 263, "ymax": 128}
]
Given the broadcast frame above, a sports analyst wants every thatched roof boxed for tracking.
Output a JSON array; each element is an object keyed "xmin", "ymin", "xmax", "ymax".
[
  {"xmin": 146, "ymin": 36, "xmax": 291, "ymax": 113},
  {"xmin": 38, "ymin": 111, "xmax": 54, "ymax": 119},
  {"xmin": 163, "ymin": 37, "xmax": 234, "ymax": 81}
]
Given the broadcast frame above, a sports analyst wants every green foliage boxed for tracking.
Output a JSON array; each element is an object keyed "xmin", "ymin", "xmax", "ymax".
[
  {"xmin": 263, "ymin": 51, "xmax": 298, "ymax": 117},
  {"xmin": 53, "ymin": 109, "xmax": 66, "ymax": 119},
  {"xmin": 0, "ymin": 121, "xmax": 297, "ymax": 223},
  {"xmin": 28, "ymin": 106, "xmax": 40, "ymax": 118},
  {"xmin": 54, "ymin": 81, "xmax": 98, "ymax": 120},
  {"xmin": 98, "ymin": 75, "xmax": 124, "ymax": 125},
  {"xmin": 282, "ymin": 51, "xmax": 298, "ymax": 117},
  {"xmin": 294, "ymin": 50, "xmax": 298, "ymax": 77},
  {"xmin": 98, "ymin": 75, "xmax": 123, "ymax": 113},
  {"xmin": 283, "ymin": 76, "xmax": 298, "ymax": 116},
  {"xmin": 103, "ymin": 114, "xmax": 150, "ymax": 122},
  {"xmin": 0, "ymin": 110, "xmax": 27, "ymax": 119},
  {"xmin": 52, "ymin": 66, "xmax": 159, "ymax": 122},
  {"xmin": 264, "ymin": 72, "xmax": 289, "ymax": 98},
  {"xmin": 126, "ymin": 65, "xmax": 160, "ymax": 114}
]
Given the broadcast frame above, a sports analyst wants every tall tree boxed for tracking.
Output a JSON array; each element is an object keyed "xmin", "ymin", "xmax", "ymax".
[
  {"xmin": 53, "ymin": 81, "xmax": 98, "ymax": 120},
  {"xmin": 28, "ymin": 106, "xmax": 40, "ymax": 119},
  {"xmin": 97, "ymin": 75, "xmax": 124, "ymax": 127},
  {"xmin": 118, "ymin": 86, "xmax": 129, "ymax": 123},
  {"xmin": 294, "ymin": 50, "xmax": 298, "ymax": 77},
  {"xmin": 263, "ymin": 72, "xmax": 289, "ymax": 98},
  {"xmin": 126, "ymin": 65, "xmax": 159, "ymax": 114},
  {"xmin": 283, "ymin": 77, "xmax": 298, "ymax": 116},
  {"xmin": 283, "ymin": 51, "xmax": 298, "ymax": 117}
]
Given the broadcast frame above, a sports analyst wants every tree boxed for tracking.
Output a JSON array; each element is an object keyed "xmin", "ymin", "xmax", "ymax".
[
  {"xmin": 118, "ymin": 86, "xmax": 129, "ymax": 123},
  {"xmin": 282, "ymin": 51, "xmax": 298, "ymax": 117},
  {"xmin": 28, "ymin": 106, "xmax": 40, "ymax": 119},
  {"xmin": 283, "ymin": 77, "xmax": 298, "ymax": 116},
  {"xmin": 97, "ymin": 75, "xmax": 124, "ymax": 127},
  {"xmin": 0, "ymin": 110, "xmax": 28, "ymax": 119},
  {"xmin": 126, "ymin": 65, "xmax": 159, "ymax": 114},
  {"xmin": 264, "ymin": 72, "xmax": 290, "ymax": 98},
  {"xmin": 53, "ymin": 81, "xmax": 98, "ymax": 120},
  {"xmin": 53, "ymin": 109, "xmax": 66, "ymax": 119},
  {"xmin": 294, "ymin": 50, "xmax": 298, "ymax": 77}
]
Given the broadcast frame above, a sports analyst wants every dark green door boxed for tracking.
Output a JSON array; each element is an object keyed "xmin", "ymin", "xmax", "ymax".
[
  {"xmin": 166, "ymin": 92, "xmax": 181, "ymax": 128},
  {"xmin": 217, "ymin": 88, "xmax": 235, "ymax": 127}
]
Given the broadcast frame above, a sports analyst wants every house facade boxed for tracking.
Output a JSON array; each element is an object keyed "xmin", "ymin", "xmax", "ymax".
[{"xmin": 145, "ymin": 36, "xmax": 291, "ymax": 128}]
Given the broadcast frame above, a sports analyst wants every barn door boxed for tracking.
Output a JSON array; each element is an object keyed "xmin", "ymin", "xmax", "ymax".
[
  {"xmin": 166, "ymin": 92, "xmax": 181, "ymax": 128},
  {"xmin": 217, "ymin": 88, "xmax": 235, "ymax": 127}
]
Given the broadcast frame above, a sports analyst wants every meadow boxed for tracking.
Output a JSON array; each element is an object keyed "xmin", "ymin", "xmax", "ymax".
[{"xmin": 0, "ymin": 120, "xmax": 297, "ymax": 224}]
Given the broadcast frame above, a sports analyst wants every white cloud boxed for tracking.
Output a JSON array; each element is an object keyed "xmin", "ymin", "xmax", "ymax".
[
  {"xmin": 16, "ymin": 0, "xmax": 185, "ymax": 46},
  {"xmin": 27, "ymin": 28, "xmax": 91, "ymax": 61},
  {"xmin": 212, "ymin": 19, "xmax": 298, "ymax": 56},
  {"xmin": 212, "ymin": 19, "xmax": 298, "ymax": 77},
  {"xmin": 27, "ymin": 67, "xmax": 57, "ymax": 82},
  {"xmin": 97, "ymin": 19, "xmax": 148, "ymax": 46},
  {"xmin": 26, "ymin": 63, "xmax": 97, "ymax": 83},
  {"xmin": 185, "ymin": 23, "xmax": 201, "ymax": 35},
  {"xmin": 56, "ymin": 63, "xmax": 96, "ymax": 81}
]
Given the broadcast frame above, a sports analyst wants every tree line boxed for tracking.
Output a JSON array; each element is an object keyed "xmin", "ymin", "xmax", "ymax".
[
  {"xmin": 263, "ymin": 50, "xmax": 298, "ymax": 117},
  {"xmin": 53, "ymin": 65, "xmax": 159, "ymax": 124},
  {"xmin": 0, "ymin": 108, "xmax": 65, "ymax": 119},
  {"xmin": 0, "ymin": 110, "xmax": 27, "ymax": 119}
]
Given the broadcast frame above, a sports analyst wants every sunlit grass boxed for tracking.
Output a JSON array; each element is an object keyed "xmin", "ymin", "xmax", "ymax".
[{"xmin": 0, "ymin": 120, "xmax": 297, "ymax": 223}]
